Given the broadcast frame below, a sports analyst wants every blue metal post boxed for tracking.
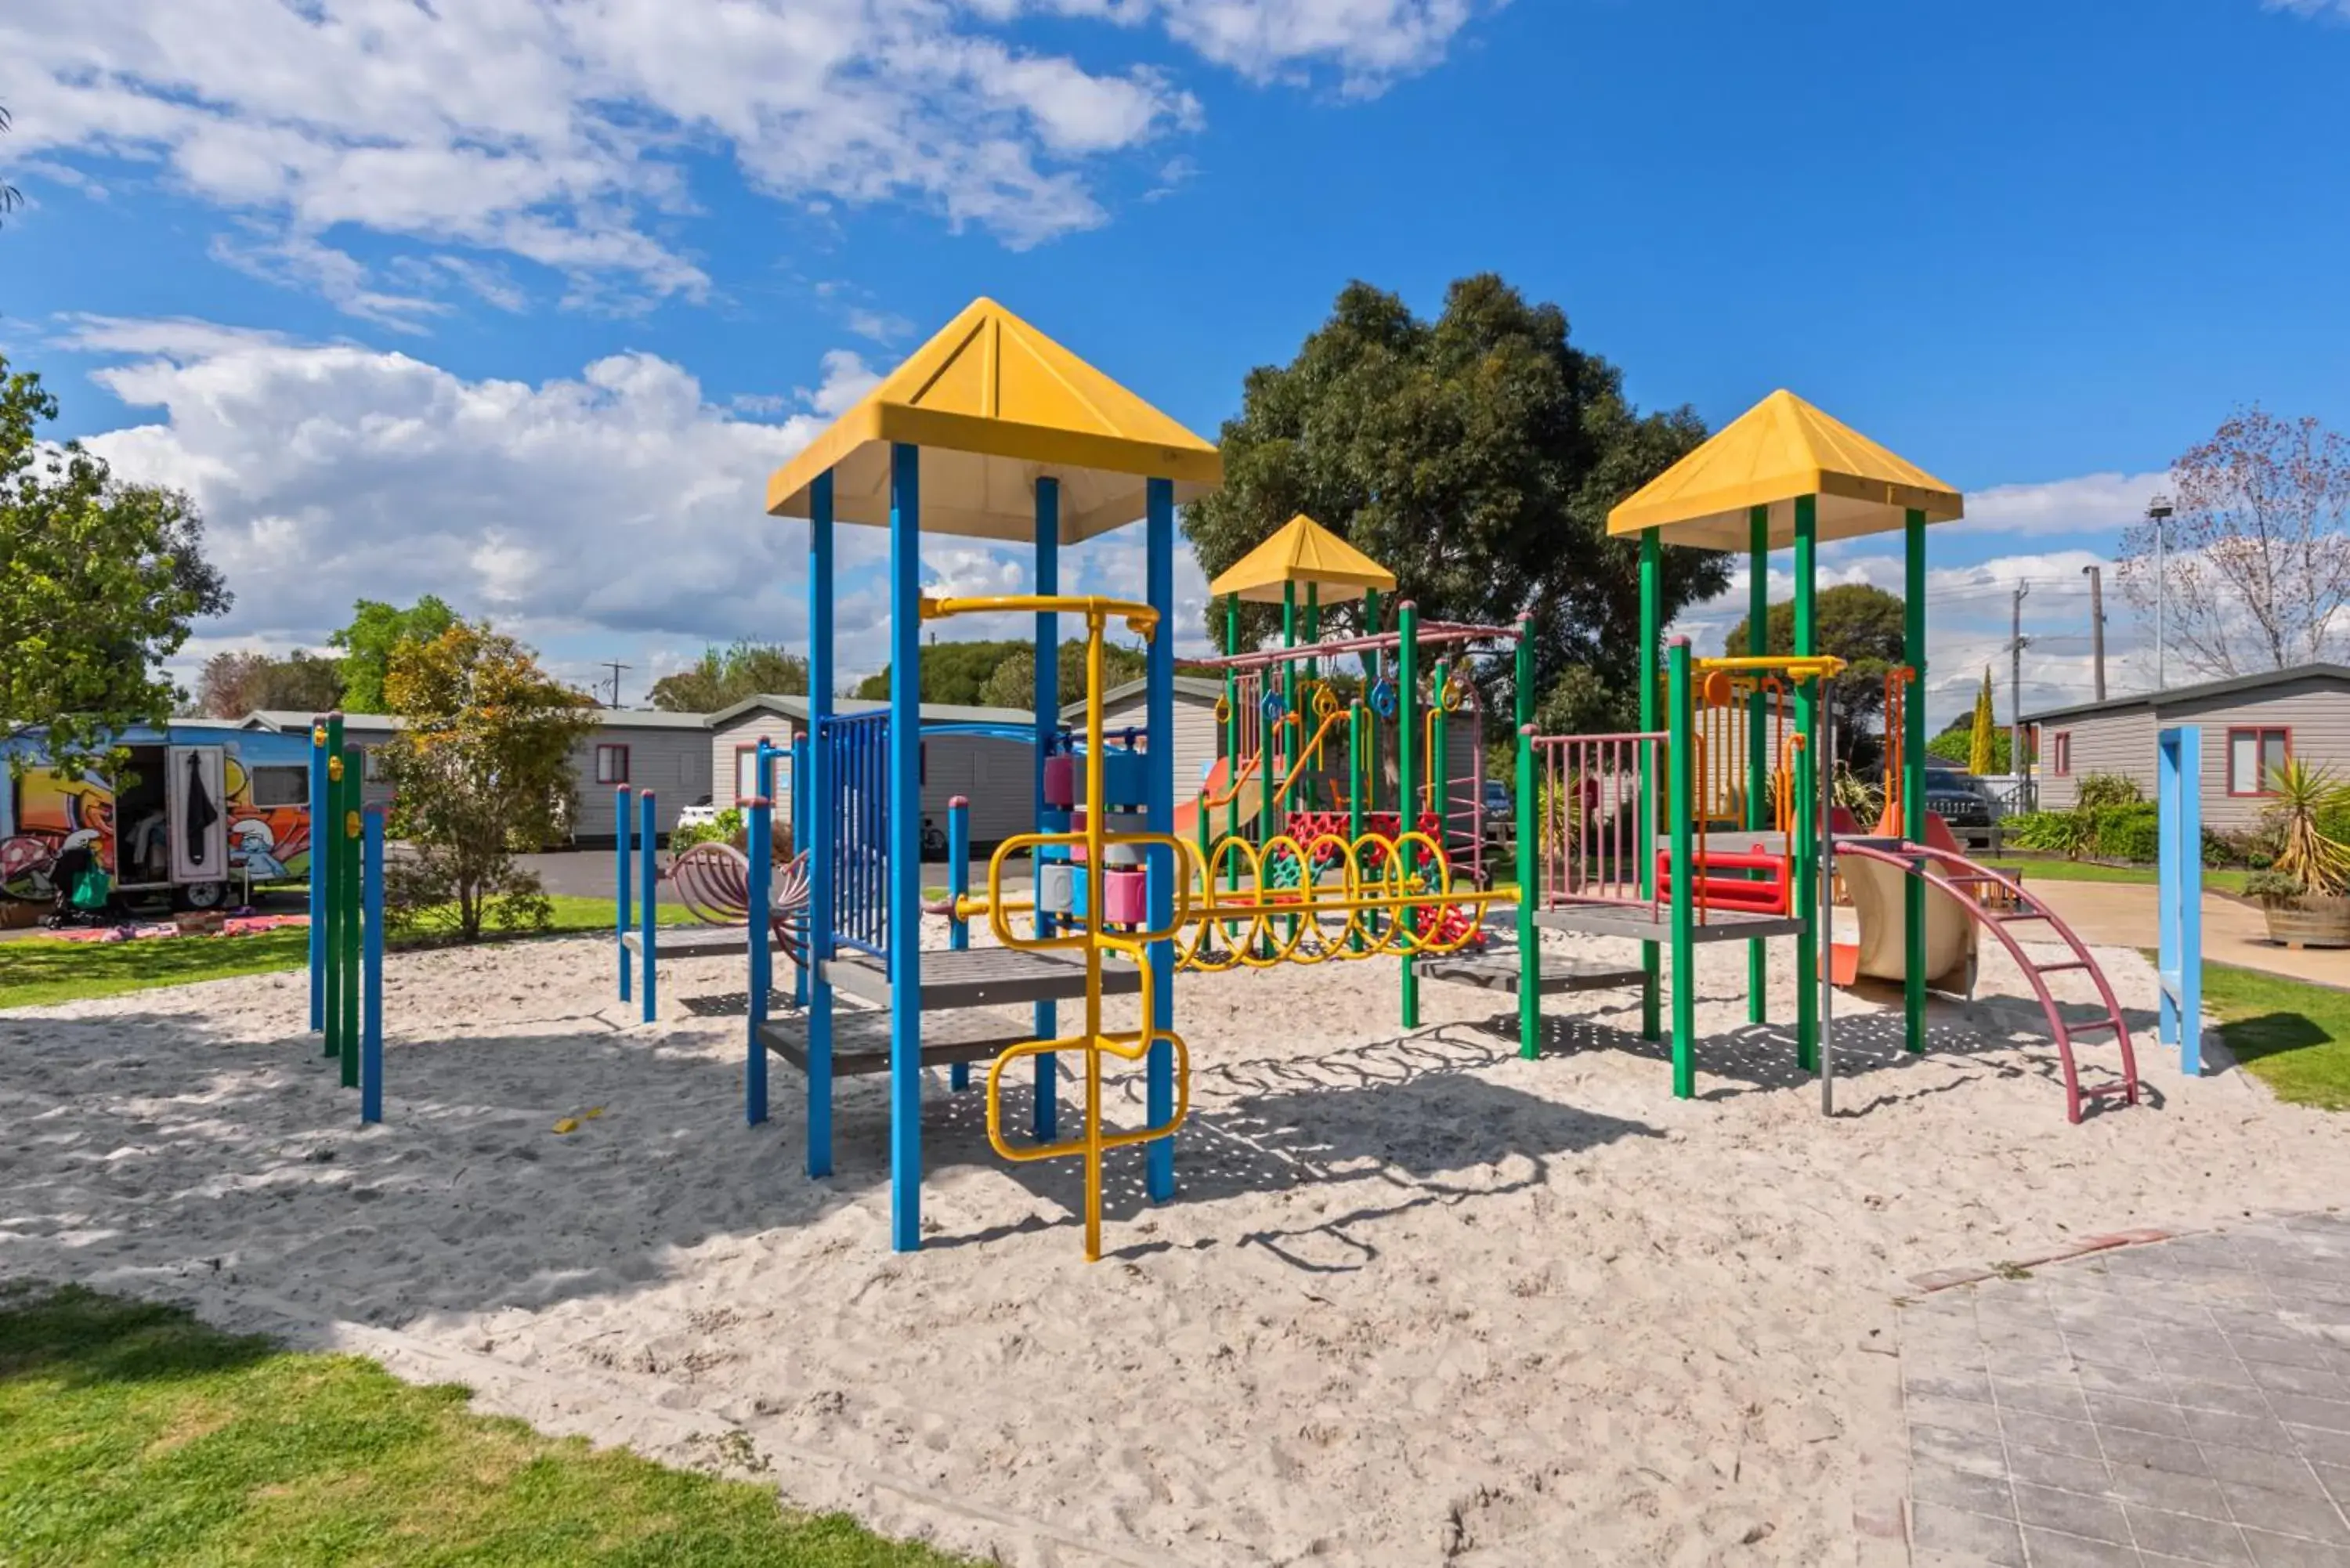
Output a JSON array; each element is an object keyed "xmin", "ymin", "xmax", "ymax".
[
  {"xmin": 888, "ymin": 443, "xmax": 924, "ymax": 1252},
  {"xmin": 747, "ymin": 788, "xmax": 772, "ymax": 1125},
  {"xmin": 2159, "ymin": 727, "xmax": 2204, "ymax": 1078},
  {"xmin": 308, "ymin": 717, "xmax": 327, "ymax": 1031},
  {"xmin": 1144, "ymin": 477, "xmax": 1177, "ymax": 1202},
  {"xmin": 639, "ymin": 790, "xmax": 658, "ymax": 1023},
  {"xmin": 947, "ymin": 796, "xmax": 971, "ymax": 1092},
  {"xmin": 615, "ymin": 784, "xmax": 631, "ymax": 1003},
  {"xmin": 361, "ymin": 805, "xmax": 385, "ymax": 1125},
  {"xmin": 1032, "ymin": 477, "xmax": 1061, "ymax": 1140},
  {"xmin": 790, "ymin": 734, "xmax": 811, "ymax": 1008},
  {"xmin": 808, "ymin": 471, "xmax": 837, "ymax": 1177}
]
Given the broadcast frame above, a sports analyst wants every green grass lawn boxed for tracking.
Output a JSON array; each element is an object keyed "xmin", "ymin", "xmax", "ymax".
[
  {"xmin": 1983, "ymin": 858, "xmax": 2251, "ymax": 895},
  {"xmin": 2201, "ymin": 962, "xmax": 2350, "ymax": 1112},
  {"xmin": 0, "ymin": 1281, "xmax": 967, "ymax": 1567},
  {"xmin": 0, "ymin": 898, "xmax": 696, "ymax": 1011}
]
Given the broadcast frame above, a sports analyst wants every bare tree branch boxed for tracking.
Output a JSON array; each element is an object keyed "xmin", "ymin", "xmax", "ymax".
[{"xmin": 2115, "ymin": 406, "xmax": 2350, "ymax": 678}]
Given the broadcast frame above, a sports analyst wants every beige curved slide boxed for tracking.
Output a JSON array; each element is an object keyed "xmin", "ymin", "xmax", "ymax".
[{"xmin": 1833, "ymin": 847, "xmax": 1977, "ymax": 994}]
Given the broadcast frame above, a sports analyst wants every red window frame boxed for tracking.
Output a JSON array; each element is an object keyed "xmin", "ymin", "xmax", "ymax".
[
  {"xmin": 2226, "ymin": 727, "xmax": 2292, "ymax": 797},
  {"xmin": 595, "ymin": 743, "xmax": 631, "ymax": 785},
  {"xmin": 2050, "ymin": 732, "xmax": 2071, "ymax": 777}
]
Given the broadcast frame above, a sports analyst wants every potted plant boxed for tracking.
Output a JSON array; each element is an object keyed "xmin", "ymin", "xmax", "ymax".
[{"xmin": 2249, "ymin": 761, "xmax": 2350, "ymax": 949}]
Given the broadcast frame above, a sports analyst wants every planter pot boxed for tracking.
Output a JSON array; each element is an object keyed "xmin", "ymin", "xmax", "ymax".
[{"xmin": 2262, "ymin": 895, "xmax": 2350, "ymax": 950}]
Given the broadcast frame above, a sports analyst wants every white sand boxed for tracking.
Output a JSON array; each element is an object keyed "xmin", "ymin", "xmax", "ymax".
[{"xmin": 4, "ymin": 922, "xmax": 2345, "ymax": 1566}]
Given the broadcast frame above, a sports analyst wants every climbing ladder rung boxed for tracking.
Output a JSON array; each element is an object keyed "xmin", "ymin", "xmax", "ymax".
[
  {"xmin": 2066, "ymin": 1017, "xmax": 2125, "ymax": 1037},
  {"xmin": 2034, "ymin": 960, "xmax": 2091, "ymax": 973},
  {"xmin": 1994, "ymin": 910, "xmax": 2052, "ymax": 924}
]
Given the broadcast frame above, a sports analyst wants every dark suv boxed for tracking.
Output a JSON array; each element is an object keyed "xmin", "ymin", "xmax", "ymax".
[{"xmin": 1918, "ymin": 766, "xmax": 1998, "ymax": 849}]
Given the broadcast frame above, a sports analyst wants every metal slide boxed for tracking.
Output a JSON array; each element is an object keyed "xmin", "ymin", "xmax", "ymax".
[{"xmin": 1833, "ymin": 840, "xmax": 2140, "ymax": 1122}]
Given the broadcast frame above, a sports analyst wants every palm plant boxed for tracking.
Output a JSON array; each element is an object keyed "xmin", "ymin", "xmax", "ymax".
[{"xmin": 2262, "ymin": 759, "xmax": 2350, "ymax": 898}]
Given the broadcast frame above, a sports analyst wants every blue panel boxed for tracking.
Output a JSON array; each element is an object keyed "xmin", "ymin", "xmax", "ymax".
[
  {"xmin": 640, "ymin": 789, "xmax": 658, "ymax": 1023},
  {"xmin": 947, "ymin": 797, "xmax": 971, "ymax": 1092},
  {"xmin": 1033, "ymin": 476, "xmax": 1061, "ymax": 1143},
  {"xmin": 747, "ymin": 747, "xmax": 772, "ymax": 1126},
  {"xmin": 808, "ymin": 469, "xmax": 837, "ymax": 1179},
  {"xmin": 888, "ymin": 443, "xmax": 924, "ymax": 1252},
  {"xmin": 1144, "ymin": 477, "xmax": 1177, "ymax": 1201}
]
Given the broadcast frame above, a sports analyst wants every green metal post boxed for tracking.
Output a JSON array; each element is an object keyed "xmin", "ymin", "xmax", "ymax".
[
  {"xmin": 1747, "ymin": 504, "xmax": 1770, "ymax": 1024},
  {"xmin": 1903, "ymin": 507, "xmax": 1929, "ymax": 1053},
  {"xmin": 1398, "ymin": 599, "xmax": 1420, "ymax": 1029},
  {"xmin": 1515, "ymin": 613, "xmax": 1538, "ymax": 1059},
  {"xmin": 1222, "ymin": 593, "xmax": 1241, "ymax": 880},
  {"xmin": 1303, "ymin": 583, "xmax": 1321, "ymax": 811},
  {"xmin": 321, "ymin": 713, "xmax": 345, "ymax": 1062},
  {"xmin": 338, "ymin": 743, "xmax": 362, "ymax": 1088},
  {"xmin": 1793, "ymin": 493, "xmax": 1820, "ymax": 1075},
  {"xmin": 1668, "ymin": 638, "xmax": 1697, "ymax": 1099},
  {"xmin": 1348, "ymin": 698, "xmax": 1366, "ymax": 953},
  {"xmin": 1637, "ymin": 531, "xmax": 1661, "ymax": 1041}
]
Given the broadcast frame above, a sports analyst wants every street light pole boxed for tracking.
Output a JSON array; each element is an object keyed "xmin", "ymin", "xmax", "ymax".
[
  {"xmin": 2081, "ymin": 564, "xmax": 2107, "ymax": 703},
  {"xmin": 2148, "ymin": 495, "xmax": 2174, "ymax": 692}
]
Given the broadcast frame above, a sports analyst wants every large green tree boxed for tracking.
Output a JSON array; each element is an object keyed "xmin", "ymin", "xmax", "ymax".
[
  {"xmin": 0, "ymin": 359, "xmax": 229, "ymax": 777},
  {"xmin": 974, "ymin": 639, "xmax": 1151, "ymax": 712},
  {"xmin": 330, "ymin": 595, "xmax": 457, "ymax": 713},
  {"xmin": 854, "ymin": 638, "xmax": 1147, "ymax": 707},
  {"xmin": 379, "ymin": 621, "xmax": 598, "ymax": 941},
  {"xmin": 1183, "ymin": 276, "xmax": 1727, "ymax": 728},
  {"xmin": 1723, "ymin": 583, "xmax": 1909, "ymax": 762},
  {"xmin": 648, "ymin": 641, "xmax": 808, "ymax": 712}
]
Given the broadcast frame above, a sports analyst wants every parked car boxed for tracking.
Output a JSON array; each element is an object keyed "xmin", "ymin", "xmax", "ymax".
[
  {"xmin": 1478, "ymin": 780, "xmax": 1513, "ymax": 847},
  {"xmin": 1921, "ymin": 767, "xmax": 2000, "ymax": 850},
  {"xmin": 674, "ymin": 795, "xmax": 720, "ymax": 830}
]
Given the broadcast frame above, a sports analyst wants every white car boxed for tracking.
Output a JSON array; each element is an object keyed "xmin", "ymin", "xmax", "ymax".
[{"xmin": 674, "ymin": 796, "xmax": 721, "ymax": 829}]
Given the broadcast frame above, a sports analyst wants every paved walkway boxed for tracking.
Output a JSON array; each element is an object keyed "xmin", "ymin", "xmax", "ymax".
[
  {"xmin": 1893, "ymin": 1215, "xmax": 2350, "ymax": 1566},
  {"xmin": 2025, "ymin": 880, "xmax": 2350, "ymax": 989}
]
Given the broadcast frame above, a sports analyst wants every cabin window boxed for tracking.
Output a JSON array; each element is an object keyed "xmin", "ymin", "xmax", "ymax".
[
  {"xmin": 2049, "ymin": 732, "xmax": 2071, "ymax": 777},
  {"xmin": 595, "ymin": 744, "xmax": 631, "ymax": 785},
  {"xmin": 735, "ymin": 745, "xmax": 763, "ymax": 804},
  {"xmin": 2227, "ymin": 728, "xmax": 2290, "ymax": 796}
]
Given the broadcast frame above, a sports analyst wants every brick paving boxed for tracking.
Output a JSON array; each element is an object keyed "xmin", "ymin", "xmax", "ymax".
[{"xmin": 1898, "ymin": 1214, "xmax": 2350, "ymax": 1566}]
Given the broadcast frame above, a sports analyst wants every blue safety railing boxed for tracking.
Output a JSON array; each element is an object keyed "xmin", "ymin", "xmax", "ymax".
[{"xmin": 821, "ymin": 710, "xmax": 890, "ymax": 959}]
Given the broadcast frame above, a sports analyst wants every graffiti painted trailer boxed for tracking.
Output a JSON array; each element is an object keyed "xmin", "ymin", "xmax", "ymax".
[{"xmin": 1, "ymin": 724, "xmax": 315, "ymax": 913}]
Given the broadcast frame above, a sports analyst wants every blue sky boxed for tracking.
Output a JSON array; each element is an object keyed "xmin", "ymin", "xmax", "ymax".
[{"xmin": 5, "ymin": 0, "xmax": 2347, "ymax": 727}]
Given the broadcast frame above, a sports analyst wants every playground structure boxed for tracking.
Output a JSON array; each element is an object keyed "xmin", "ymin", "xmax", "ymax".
[
  {"xmin": 741, "ymin": 298, "xmax": 1504, "ymax": 1259},
  {"xmin": 1501, "ymin": 389, "xmax": 2141, "ymax": 1122},
  {"xmin": 303, "ymin": 714, "xmax": 385, "ymax": 1124}
]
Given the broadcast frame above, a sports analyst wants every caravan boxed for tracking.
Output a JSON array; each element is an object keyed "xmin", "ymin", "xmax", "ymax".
[{"xmin": 1, "ymin": 724, "xmax": 316, "ymax": 918}]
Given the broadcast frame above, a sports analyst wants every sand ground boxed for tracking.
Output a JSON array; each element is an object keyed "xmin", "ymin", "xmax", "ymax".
[{"xmin": 4, "ymin": 922, "xmax": 2346, "ymax": 1566}]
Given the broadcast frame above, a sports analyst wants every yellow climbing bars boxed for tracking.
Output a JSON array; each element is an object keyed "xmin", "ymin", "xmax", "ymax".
[{"xmin": 925, "ymin": 591, "xmax": 1188, "ymax": 1264}]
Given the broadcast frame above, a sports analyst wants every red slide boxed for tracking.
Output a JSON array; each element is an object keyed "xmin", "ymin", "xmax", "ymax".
[{"xmin": 1833, "ymin": 840, "xmax": 2140, "ymax": 1123}]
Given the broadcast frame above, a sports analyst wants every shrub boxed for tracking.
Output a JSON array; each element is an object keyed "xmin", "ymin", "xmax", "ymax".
[
  {"xmin": 2244, "ymin": 868, "xmax": 2307, "ymax": 903},
  {"xmin": 2003, "ymin": 811, "xmax": 2085, "ymax": 854},
  {"xmin": 2073, "ymin": 771, "xmax": 2142, "ymax": 810},
  {"xmin": 2085, "ymin": 804, "xmax": 2159, "ymax": 864},
  {"xmin": 2205, "ymin": 826, "xmax": 2283, "ymax": 869},
  {"xmin": 671, "ymin": 808, "xmax": 743, "ymax": 854}
]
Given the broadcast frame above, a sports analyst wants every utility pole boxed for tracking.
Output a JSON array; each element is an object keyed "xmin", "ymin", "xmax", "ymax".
[
  {"xmin": 2081, "ymin": 565, "xmax": 2108, "ymax": 702},
  {"xmin": 2147, "ymin": 495, "xmax": 2173, "ymax": 692},
  {"xmin": 600, "ymin": 661, "xmax": 630, "ymax": 709},
  {"xmin": 2010, "ymin": 582, "xmax": 2031, "ymax": 797}
]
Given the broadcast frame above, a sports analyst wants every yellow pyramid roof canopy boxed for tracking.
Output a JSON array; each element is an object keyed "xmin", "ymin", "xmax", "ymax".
[
  {"xmin": 765, "ymin": 298, "xmax": 1222, "ymax": 544},
  {"xmin": 1606, "ymin": 390, "xmax": 1963, "ymax": 551},
  {"xmin": 1209, "ymin": 515, "xmax": 1398, "ymax": 604}
]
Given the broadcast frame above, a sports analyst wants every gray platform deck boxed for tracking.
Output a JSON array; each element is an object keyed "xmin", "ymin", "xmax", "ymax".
[
  {"xmin": 820, "ymin": 946, "xmax": 1142, "ymax": 1011},
  {"xmin": 757, "ymin": 1008, "xmax": 1031, "ymax": 1078},
  {"xmin": 1419, "ymin": 953, "xmax": 1649, "ymax": 995},
  {"xmin": 1528, "ymin": 905, "xmax": 1806, "ymax": 944},
  {"xmin": 620, "ymin": 924, "xmax": 751, "ymax": 957}
]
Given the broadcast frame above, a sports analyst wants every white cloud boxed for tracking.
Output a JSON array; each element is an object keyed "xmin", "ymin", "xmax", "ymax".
[
  {"xmin": 1961, "ymin": 469, "xmax": 2171, "ymax": 535},
  {"xmin": 2265, "ymin": 0, "xmax": 2350, "ymax": 18},
  {"xmin": 75, "ymin": 320, "xmax": 1217, "ymax": 692},
  {"xmin": 7, "ymin": 0, "xmax": 1485, "ymax": 320}
]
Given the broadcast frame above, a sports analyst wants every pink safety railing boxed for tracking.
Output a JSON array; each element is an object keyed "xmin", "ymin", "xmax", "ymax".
[{"xmin": 1531, "ymin": 732, "xmax": 1665, "ymax": 911}]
